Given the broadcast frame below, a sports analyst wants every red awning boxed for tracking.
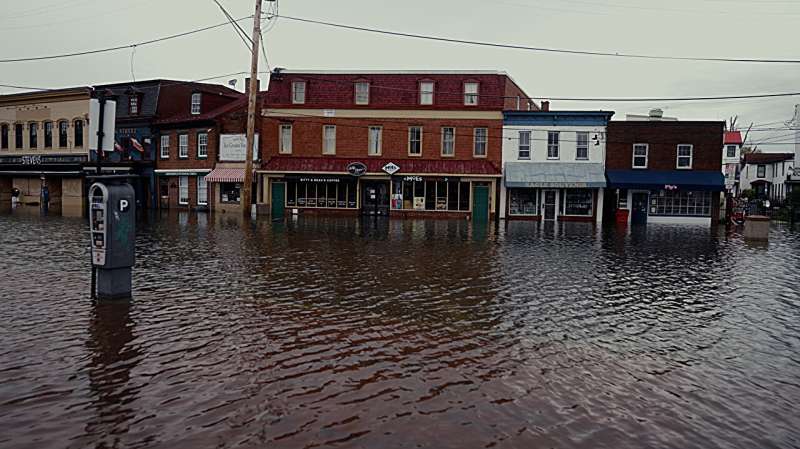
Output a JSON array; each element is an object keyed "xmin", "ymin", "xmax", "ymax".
[
  {"xmin": 260, "ymin": 157, "xmax": 501, "ymax": 176},
  {"xmin": 205, "ymin": 168, "xmax": 245, "ymax": 183}
]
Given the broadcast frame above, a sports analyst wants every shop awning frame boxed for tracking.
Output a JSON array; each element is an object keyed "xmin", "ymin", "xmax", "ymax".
[
  {"xmin": 504, "ymin": 162, "xmax": 607, "ymax": 188},
  {"xmin": 606, "ymin": 170, "xmax": 725, "ymax": 192},
  {"xmin": 204, "ymin": 168, "xmax": 253, "ymax": 183}
]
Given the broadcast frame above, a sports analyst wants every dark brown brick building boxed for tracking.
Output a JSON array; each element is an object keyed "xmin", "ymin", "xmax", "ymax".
[
  {"xmin": 256, "ymin": 70, "xmax": 533, "ymax": 220},
  {"xmin": 605, "ymin": 119, "xmax": 725, "ymax": 226}
]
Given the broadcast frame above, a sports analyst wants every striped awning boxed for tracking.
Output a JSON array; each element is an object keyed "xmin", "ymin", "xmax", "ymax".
[{"xmin": 205, "ymin": 168, "xmax": 246, "ymax": 183}]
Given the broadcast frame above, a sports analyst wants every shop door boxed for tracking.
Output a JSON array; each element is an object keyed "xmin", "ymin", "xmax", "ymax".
[
  {"xmin": 543, "ymin": 190, "xmax": 557, "ymax": 220},
  {"xmin": 472, "ymin": 185, "xmax": 489, "ymax": 223},
  {"xmin": 361, "ymin": 180, "xmax": 389, "ymax": 216},
  {"xmin": 271, "ymin": 182, "xmax": 285, "ymax": 220},
  {"xmin": 159, "ymin": 177, "xmax": 170, "ymax": 209},
  {"xmin": 631, "ymin": 192, "xmax": 649, "ymax": 224}
]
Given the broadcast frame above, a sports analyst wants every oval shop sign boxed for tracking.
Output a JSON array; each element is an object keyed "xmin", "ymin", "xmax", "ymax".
[{"xmin": 346, "ymin": 162, "xmax": 368, "ymax": 177}]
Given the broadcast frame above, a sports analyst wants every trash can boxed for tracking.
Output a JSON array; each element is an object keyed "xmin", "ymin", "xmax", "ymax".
[{"xmin": 615, "ymin": 209, "xmax": 629, "ymax": 224}]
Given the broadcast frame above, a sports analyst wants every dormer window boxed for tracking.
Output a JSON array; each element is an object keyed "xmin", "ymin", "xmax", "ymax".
[
  {"xmin": 292, "ymin": 81, "xmax": 306, "ymax": 104},
  {"xmin": 129, "ymin": 95, "xmax": 140, "ymax": 115},
  {"xmin": 464, "ymin": 82, "xmax": 479, "ymax": 106},
  {"xmin": 354, "ymin": 82, "xmax": 369, "ymax": 105},
  {"xmin": 191, "ymin": 93, "xmax": 202, "ymax": 115},
  {"xmin": 419, "ymin": 81, "xmax": 434, "ymax": 105}
]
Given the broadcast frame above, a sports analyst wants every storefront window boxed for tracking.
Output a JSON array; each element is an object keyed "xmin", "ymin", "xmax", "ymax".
[
  {"xmin": 220, "ymin": 182, "xmax": 241, "ymax": 203},
  {"xmin": 509, "ymin": 188, "xmax": 537, "ymax": 215},
  {"xmin": 283, "ymin": 177, "xmax": 358, "ymax": 209},
  {"xmin": 392, "ymin": 177, "xmax": 471, "ymax": 211},
  {"xmin": 651, "ymin": 190, "xmax": 711, "ymax": 216},
  {"xmin": 564, "ymin": 189, "xmax": 593, "ymax": 216}
]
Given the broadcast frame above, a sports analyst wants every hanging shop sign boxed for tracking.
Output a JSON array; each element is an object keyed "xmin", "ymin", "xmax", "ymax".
[
  {"xmin": 382, "ymin": 162, "xmax": 400, "ymax": 175},
  {"xmin": 346, "ymin": 162, "xmax": 368, "ymax": 177}
]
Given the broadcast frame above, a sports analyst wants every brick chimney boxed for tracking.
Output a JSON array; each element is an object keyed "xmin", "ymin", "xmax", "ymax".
[
  {"xmin": 244, "ymin": 77, "xmax": 260, "ymax": 96},
  {"xmin": 541, "ymin": 100, "xmax": 550, "ymax": 111}
]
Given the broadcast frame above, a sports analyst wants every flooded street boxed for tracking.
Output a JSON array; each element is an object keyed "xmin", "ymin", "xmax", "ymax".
[{"xmin": 1, "ymin": 211, "xmax": 799, "ymax": 449}]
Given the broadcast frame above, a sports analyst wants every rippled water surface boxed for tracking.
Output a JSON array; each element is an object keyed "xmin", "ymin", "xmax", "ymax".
[{"xmin": 1, "ymin": 210, "xmax": 799, "ymax": 449}]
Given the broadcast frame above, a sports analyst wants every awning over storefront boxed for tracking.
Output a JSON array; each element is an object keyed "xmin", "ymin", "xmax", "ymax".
[
  {"xmin": 204, "ymin": 168, "xmax": 246, "ymax": 183},
  {"xmin": 504, "ymin": 162, "xmax": 606, "ymax": 188},
  {"xmin": 606, "ymin": 170, "xmax": 725, "ymax": 191},
  {"xmin": 260, "ymin": 157, "xmax": 501, "ymax": 176}
]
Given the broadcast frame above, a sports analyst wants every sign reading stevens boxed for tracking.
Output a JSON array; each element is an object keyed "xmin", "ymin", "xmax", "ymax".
[{"xmin": 219, "ymin": 134, "xmax": 260, "ymax": 162}]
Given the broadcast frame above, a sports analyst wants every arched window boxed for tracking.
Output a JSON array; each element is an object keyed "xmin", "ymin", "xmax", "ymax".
[
  {"xmin": 0, "ymin": 124, "xmax": 8, "ymax": 149},
  {"xmin": 58, "ymin": 120, "xmax": 68, "ymax": 148},
  {"xmin": 29, "ymin": 123, "xmax": 38, "ymax": 149},
  {"xmin": 14, "ymin": 123, "xmax": 23, "ymax": 149},
  {"xmin": 44, "ymin": 121, "xmax": 53, "ymax": 148},
  {"xmin": 73, "ymin": 119, "xmax": 84, "ymax": 148}
]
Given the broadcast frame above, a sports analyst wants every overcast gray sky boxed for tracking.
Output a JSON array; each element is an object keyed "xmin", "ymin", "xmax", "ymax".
[{"xmin": 2, "ymin": 0, "xmax": 799, "ymax": 151}]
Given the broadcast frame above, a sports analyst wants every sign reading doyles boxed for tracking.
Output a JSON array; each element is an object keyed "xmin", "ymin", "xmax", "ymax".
[{"xmin": 219, "ymin": 134, "xmax": 260, "ymax": 162}]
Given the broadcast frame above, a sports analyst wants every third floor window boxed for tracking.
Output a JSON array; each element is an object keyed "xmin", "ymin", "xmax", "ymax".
[
  {"xmin": 292, "ymin": 81, "xmax": 306, "ymax": 104},
  {"xmin": 355, "ymin": 82, "xmax": 370, "ymax": 105},
  {"xmin": 419, "ymin": 81, "xmax": 434, "ymax": 105},
  {"xmin": 191, "ymin": 93, "xmax": 202, "ymax": 115},
  {"xmin": 464, "ymin": 82, "xmax": 479, "ymax": 106}
]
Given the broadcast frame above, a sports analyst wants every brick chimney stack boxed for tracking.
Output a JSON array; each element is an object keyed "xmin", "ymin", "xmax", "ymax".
[
  {"xmin": 244, "ymin": 77, "xmax": 260, "ymax": 96},
  {"xmin": 541, "ymin": 101, "xmax": 550, "ymax": 111}
]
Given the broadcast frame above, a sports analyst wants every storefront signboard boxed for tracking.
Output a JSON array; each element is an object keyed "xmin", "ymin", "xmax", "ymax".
[
  {"xmin": 0, "ymin": 154, "xmax": 88, "ymax": 165},
  {"xmin": 664, "ymin": 184, "xmax": 679, "ymax": 191},
  {"xmin": 219, "ymin": 133, "xmax": 259, "ymax": 161},
  {"xmin": 404, "ymin": 176, "xmax": 423, "ymax": 182},
  {"xmin": 346, "ymin": 162, "xmax": 367, "ymax": 177}
]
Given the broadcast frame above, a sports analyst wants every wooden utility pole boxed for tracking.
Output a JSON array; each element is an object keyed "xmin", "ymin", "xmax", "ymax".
[{"xmin": 241, "ymin": 0, "xmax": 263, "ymax": 215}]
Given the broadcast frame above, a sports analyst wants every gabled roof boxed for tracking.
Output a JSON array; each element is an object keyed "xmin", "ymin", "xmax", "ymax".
[
  {"xmin": 154, "ymin": 95, "xmax": 248, "ymax": 125},
  {"xmin": 743, "ymin": 152, "xmax": 793, "ymax": 164},
  {"xmin": 724, "ymin": 131, "xmax": 743, "ymax": 145}
]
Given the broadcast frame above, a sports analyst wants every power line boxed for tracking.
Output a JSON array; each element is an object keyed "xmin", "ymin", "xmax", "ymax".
[
  {"xmin": 270, "ymin": 14, "xmax": 800, "ymax": 65},
  {"xmin": 0, "ymin": 15, "xmax": 254, "ymax": 63}
]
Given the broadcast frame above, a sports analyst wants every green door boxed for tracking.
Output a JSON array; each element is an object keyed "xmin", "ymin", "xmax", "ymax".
[
  {"xmin": 271, "ymin": 182, "xmax": 285, "ymax": 220},
  {"xmin": 472, "ymin": 185, "xmax": 490, "ymax": 223}
]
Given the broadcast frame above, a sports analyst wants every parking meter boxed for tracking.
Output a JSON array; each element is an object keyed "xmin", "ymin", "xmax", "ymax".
[{"xmin": 89, "ymin": 181, "xmax": 135, "ymax": 300}]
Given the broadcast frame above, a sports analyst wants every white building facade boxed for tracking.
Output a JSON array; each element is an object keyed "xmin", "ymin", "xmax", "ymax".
[
  {"xmin": 740, "ymin": 152, "xmax": 794, "ymax": 201},
  {"xmin": 500, "ymin": 111, "xmax": 614, "ymax": 223}
]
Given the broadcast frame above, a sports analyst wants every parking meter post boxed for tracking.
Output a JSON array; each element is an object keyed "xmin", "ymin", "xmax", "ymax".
[{"xmin": 88, "ymin": 179, "xmax": 136, "ymax": 301}]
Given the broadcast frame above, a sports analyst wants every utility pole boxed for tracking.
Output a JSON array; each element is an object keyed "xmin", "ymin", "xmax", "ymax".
[{"xmin": 241, "ymin": 0, "xmax": 263, "ymax": 216}]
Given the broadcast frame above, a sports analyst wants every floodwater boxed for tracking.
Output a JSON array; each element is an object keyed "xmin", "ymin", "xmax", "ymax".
[{"xmin": 1, "ymin": 210, "xmax": 799, "ymax": 449}]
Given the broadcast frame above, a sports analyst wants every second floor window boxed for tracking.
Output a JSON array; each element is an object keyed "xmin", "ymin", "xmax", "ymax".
[
  {"xmin": 29, "ymin": 123, "xmax": 38, "ymax": 149},
  {"xmin": 368, "ymin": 126, "xmax": 382, "ymax": 155},
  {"xmin": 44, "ymin": 122, "xmax": 53, "ymax": 148},
  {"xmin": 677, "ymin": 144, "xmax": 693, "ymax": 169},
  {"xmin": 74, "ymin": 120, "xmax": 84, "ymax": 148},
  {"xmin": 632, "ymin": 143, "xmax": 648, "ymax": 168},
  {"xmin": 58, "ymin": 121, "xmax": 68, "ymax": 147},
  {"xmin": 441, "ymin": 127, "xmax": 455, "ymax": 156},
  {"xmin": 0, "ymin": 124, "xmax": 8, "ymax": 149},
  {"xmin": 191, "ymin": 93, "xmax": 202, "ymax": 115},
  {"xmin": 292, "ymin": 81, "xmax": 306, "ymax": 104},
  {"xmin": 129, "ymin": 95, "xmax": 140, "ymax": 115},
  {"xmin": 576, "ymin": 132, "xmax": 589, "ymax": 160},
  {"xmin": 726, "ymin": 145, "xmax": 737, "ymax": 158},
  {"xmin": 464, "ymin": 82, "xmax": 479, "ymax": 106},
  {"xmin": 518, "ymin": 131, "xmax": 531, "ymax": 159},
  {"xmin": 323, "ymin": 125, "xmax": 336, "ymax": 155},
  {"xmin": 420, "ymin": 81, "xmax": 434, "ymax": 105},
  {"xmin": 547, "ymin": 131, "xmax": 559, "ymax": 159},
  {"xmin": 408, "ymin": 126, "xmax": 422, "ymax": 155},
  {"xmin": 179, "ymin": 134, "xmax": 189, "ymax": 158},
  {"xmin": 197, "ymin": 132, "xmax": 208, "ymax": 158},
  {"xmin": 757, "ymin": 164, "xmax": 766, "ymax": 178},
  {"xmin": 15, "ymin": 124, "xmax": 23, "ymax": 149},
  {"xmin": 474, "ymin": 128, "xmax": 487, "ymax": 157},
  {"xmin": 279, "ymin": 124, "xmax": 292, "ymax": 153},
  {"xmin": 355, "ymin": 82, "xmax": 370, "ymax": 105},
  {"xmin": 160, "ymin": 135, "xmax": 169, "ymax": 158}
]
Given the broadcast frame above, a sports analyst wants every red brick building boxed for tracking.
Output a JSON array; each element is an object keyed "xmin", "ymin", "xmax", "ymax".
[
  {"xmin": 153, "ymin": 82, "xmax": 246, "ymax": 211},
  {"xmin": 605, "ymin": 118, "xmax": 725, "ymax": 226},
  {"xmin": 256, "ymin": 70, "xmax": 533, "ymax": 220}
]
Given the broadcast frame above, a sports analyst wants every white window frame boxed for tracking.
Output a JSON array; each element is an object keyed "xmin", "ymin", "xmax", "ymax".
[
  {"xmin": 464, "ymin": 82, "xmax": 479, "ymax": 106},
  {"xmin": 676, "ymin": 144, "xmax": 693, "ymax": 169},
  {"xmin": 632, "ymin": 143, "xmax": 649, "ymax": 169},
  {"xmin": 419, "ymin": 81, "xmax": 434, "ymax": 105},
  {"xmin": 547, "ymin": 131, "xmax": 560, "ymax": 160},
  {"xmin": 368, "ymin": 126, "xmax": 382, "ymax": 156},
  {"xmin": 178, "ymin": 134, "xmax": 189, "ymax": 158},
  {"xmin": 190, "ymin": 93, "xmax": 201, "ymax": 115},
  {"xmin": 408, "ymin": 126, "xmax": 422, "ymax": 156},
  {"xmin": 757, "ymin": 164, "xmax": 766, "ymax": 178},
  {"xmin": 197, "ymin": 176, "xmax": 208, "ymax": 206},
  {"xmin": 178, "ymin": 176, "xmax": 189, "ymax": 205},
  {"xmin": 323, "ymin": 125, "xmax": 336, "ymax": 155},
  {"xmin": 354, "ymin": 82, "xmax": 370, "ymax": 105},
  {"xmin": 279, "ymin": 124, "xmax": 292, "ymax": 154},
  {"xmin": 160, "ymin": 134, "xmax": 170, "ymax": 159},
  {"xmin": 473, "ymin": 128, "xmax": 487, "ymax": 158},
  {"xmin": 576, "ymin": 131, "xmax": 589, "ymax": 160},
  {"xmin": 197, "ymin": 132, "xmax": 208, "ymax": 158},
  {"xmin": 518, "ymin": 131, "xmax": 531, "ymax": 160},
  {"xmin": 292, "ymin": 81, "xmax": 306, "ymax": 104},
  {"xmin": 441, "ymin": 127, "xmax": 455, "ymax": 157},
  {"xmin": 726, "ymin": 145, "xmax": 737, "ymax": 158}
]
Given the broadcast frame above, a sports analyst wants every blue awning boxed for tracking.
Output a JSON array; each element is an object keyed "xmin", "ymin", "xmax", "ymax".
[{"xmin": 606, "ymin": 170, "xmax": 725, "ymax": 191}]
